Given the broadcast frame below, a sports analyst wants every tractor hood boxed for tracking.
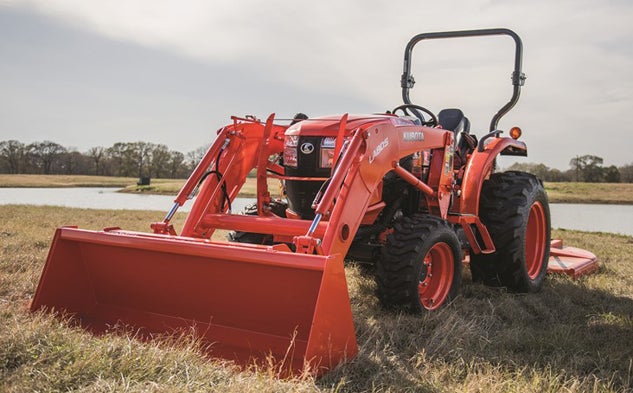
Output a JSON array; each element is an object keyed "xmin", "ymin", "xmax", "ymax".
[{"xmin": 285, "ymin": 114, "xmax": 415, "ymax": 136}]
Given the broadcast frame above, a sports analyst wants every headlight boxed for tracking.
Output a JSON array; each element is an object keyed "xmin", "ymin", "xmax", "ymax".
[
  {"xmin": 320, "ymin": 137, "xmax": 336, "ymax": 168},
  {"xmin": 283, "ymin": 135, "xmax": 299, "ymax": 167}
]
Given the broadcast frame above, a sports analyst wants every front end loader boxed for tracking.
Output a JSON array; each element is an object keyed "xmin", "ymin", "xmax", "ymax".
[{"xmin": 31, "ymin": 28, "xmax": 598, "ymax": 376}]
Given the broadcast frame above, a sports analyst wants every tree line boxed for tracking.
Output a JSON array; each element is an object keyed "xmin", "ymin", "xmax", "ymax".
[
  {"xmin": 2, "ymin": 140, "xmax": 632, "ymax": 183},
  {"xmin": 506, "ymin": 154, "xmax": 633, "ymax": 183},
  {"xmin": 0, "ymin": 140, "xmax": 209, "ymax": 179}
]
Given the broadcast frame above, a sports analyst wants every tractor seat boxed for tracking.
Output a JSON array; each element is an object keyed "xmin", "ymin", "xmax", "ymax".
[
  {"xmin": 438, "ymin": 108, "xmax": 477, "ymax": 170},
  {"xmin": 438, "ymin": 108, "xmax": 470, "ymax": 134}
]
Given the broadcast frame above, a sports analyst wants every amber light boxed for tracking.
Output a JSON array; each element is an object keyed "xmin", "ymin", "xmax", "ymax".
[{"xmin": 510, "ymin": 126, "xmax": 522, "ymax": 139}]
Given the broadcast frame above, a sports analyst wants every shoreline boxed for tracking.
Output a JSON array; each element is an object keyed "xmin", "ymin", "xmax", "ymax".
[{"xmin": 1, "ymin": 174, "xmax": 632, "ymax": 205}]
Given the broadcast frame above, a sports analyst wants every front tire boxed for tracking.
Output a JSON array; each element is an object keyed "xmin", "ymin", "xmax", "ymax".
[
  {"xmin": 470, "ymin": 171, "xmax": 551, "ymax": 292},
  {"xmin": 376, "ymin": 214, "xmax": 462, "ymax": 313}
]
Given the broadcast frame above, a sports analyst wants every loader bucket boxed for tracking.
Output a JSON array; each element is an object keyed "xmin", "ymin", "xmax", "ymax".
[{"xmin": 31, "ymin": 227, "xmax": 358, "ymax": 376}]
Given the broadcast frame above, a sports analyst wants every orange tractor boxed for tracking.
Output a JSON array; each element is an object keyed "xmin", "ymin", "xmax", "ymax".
[{"xmin": 31, "ymin": 29, "xmax": 597, "ymax": 375}]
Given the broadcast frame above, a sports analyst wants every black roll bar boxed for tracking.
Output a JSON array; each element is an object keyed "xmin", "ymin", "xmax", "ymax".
[{"xmin": 401, "ymin": 28, "xmax": 526, "ymax": 131}]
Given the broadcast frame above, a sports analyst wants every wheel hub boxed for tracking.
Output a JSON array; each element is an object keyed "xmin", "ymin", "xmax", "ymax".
[{"xmin": 419, "ymin": 263, "xmax": 429, "ymax": 283}]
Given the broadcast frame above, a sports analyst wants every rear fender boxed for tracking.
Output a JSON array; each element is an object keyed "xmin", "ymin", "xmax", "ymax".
[{"xmin": 458, "ymin": 137, "xmax": 527, "ymax": 216}]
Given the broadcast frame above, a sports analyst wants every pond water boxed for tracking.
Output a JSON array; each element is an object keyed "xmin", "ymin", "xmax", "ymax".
[
  {"xmin": 0, "ymin": 188, "xmax": 254, "ymax": 214},
  {"xmin": 548, "ymin": 203, "xmax": 633, "ymax": 236},
  {"xmin": 1, "ymin": 188, "xmax": 632, "ymax": 236}
]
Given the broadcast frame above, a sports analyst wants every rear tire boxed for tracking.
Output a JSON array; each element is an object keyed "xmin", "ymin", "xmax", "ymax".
[
  {"xmin": 228, "ymin": 201, "xmax": 287, "ymax": 245},
  {"xmin": 376, "ymin": 214, "xmax": 462, "ymax": 313},
  {"xmin": 470, "ymin": 171, "xmax": 551, "ymax": 292}
]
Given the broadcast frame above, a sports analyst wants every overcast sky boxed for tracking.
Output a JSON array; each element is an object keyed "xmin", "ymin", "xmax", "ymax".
[{"xmin": 1, "ymin": 0, "xmax": 631, "ymax": 170}]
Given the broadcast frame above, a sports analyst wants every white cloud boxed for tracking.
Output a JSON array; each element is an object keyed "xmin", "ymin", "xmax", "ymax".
[{"xmin": 3, "ymin": 0, "xmax": 633, "ymax": 167}]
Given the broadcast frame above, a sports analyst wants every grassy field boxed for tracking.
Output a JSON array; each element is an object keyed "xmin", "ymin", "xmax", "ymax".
[
  {"xmin": 0, "ymin": 174, "xmax": 278, "ymax": 198},
  {"xmin": 119, "ymin": 177, "xmax": 284, "ymax": 198},
  {"xmin": 0, "ymin": 174, "xmax": 140, "ymax": 188},
  {"xmin": 2, "ymin": 174, "xmax": 633, "ymax": 204},
  {"xmin": 0, "ymin": 174, "xmax": 186, "ymax": 195},
  {"xmin": 1, "ymin": 205, "xmax": 632, "ymax": 392},
  {"xmin": 545, "ymin": 182, "xmax": 633, "ymax": 205}
]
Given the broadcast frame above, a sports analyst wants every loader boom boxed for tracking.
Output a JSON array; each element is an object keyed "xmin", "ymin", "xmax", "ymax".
[{"xmin": 158, "ymin": 114, "xmax": 456, "ymax": 256}]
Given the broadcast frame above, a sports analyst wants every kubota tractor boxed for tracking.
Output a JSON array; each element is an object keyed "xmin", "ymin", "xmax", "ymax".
[{"xmin": 31, "ymin": 28, "xmax": 597, "ymax": 376}]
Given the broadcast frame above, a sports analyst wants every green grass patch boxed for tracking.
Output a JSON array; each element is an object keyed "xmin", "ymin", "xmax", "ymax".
[
  {"xmin": 118, "ymin": 177, "xmax": 283, "ymax": 198},
  {"xmin": 118, "ymin": 179, "xmax": 186, "ymax": 195},
  {"xmin": 0, "ymin": 174, "xmax": 140, "ymax": 188},
  {"xmin": 1, "ymin": 205, "xmax": 632, "ymax": 391},
  {"xmin": 545, "ymin": 182, "xmax": 633, "ymax": 204}
]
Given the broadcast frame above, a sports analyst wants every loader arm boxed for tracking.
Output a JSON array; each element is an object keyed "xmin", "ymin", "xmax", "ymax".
[
  {"xmin": 312, "ymin": 119, "xmax": 455, "ymax": 257},
  {"xmin": 175, "ymin": 115, "xmax": 286, "ymax": 238}
]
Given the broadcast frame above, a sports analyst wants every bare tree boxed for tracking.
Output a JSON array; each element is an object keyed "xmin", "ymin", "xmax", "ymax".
[
  {"xmin": 603, "ymin": 165, "xmax": 621, "ymax": 183},
  {"xmin": 59, "ymin": 149, "xmax": 88, "ymax": 174},
  {"xmin": 149, "ymin": 144, "xmax": 170, "ymax": 178},
  {"xmin": 27, "ymin": 141, "xmax": 67, "ymax": 174},
  {"xmin": 186, "ymin": 144, "xmax": 210, "ymax": 171},
  {"xmin": 87, "ymin": 146, "xmax": 105, "ymax": 175},
  {"xmin": 569, "ymin": 155, "xmax": 604, "ymax": 182},
  {"xmin": 168, "ymin": 151, "xmax": 186, "ymax": 178},
  {"xmin": 0, "ymin": 140, "xmax": 26, "ymax": 174},
  {"xmin": 106, "ymin": 143, "xmax": 127, "ymax": 176},
  {"xmin": 130, "ymin": 142, "xmax": 154, "ymax": 178},
  {"xmin": 619, "ymin": 163, "xmax": 633, "ymax": 183}
]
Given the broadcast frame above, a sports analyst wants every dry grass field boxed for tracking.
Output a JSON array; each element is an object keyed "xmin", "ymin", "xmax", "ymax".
[{"xmin": 1, "ymin": 205, "xmax": 632, "ymax": 392}]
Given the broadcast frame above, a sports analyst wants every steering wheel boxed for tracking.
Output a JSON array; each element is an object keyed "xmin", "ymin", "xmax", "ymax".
[{"xmin": 392, "ymin": 104, "xmax": 438, "ymax": 127}]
